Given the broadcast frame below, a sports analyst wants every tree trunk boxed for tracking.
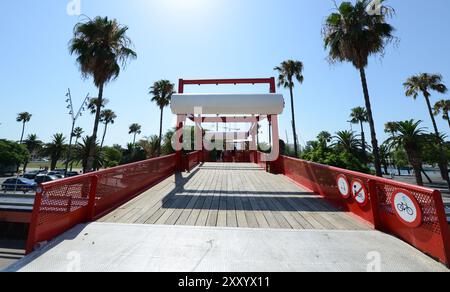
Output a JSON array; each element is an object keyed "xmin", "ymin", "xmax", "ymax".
[
  {"xmin": 424, "ymin": 95, "xmax": 450, "ymax": 189},
  {"xmin": 20, "ymin": 122, "xmax": 26, "ymax": 143},
  {"xmin": 421, "ymin": 168, "xmax": 433, "ymax": 184},
  {"xmin": 70, "ymin": 137, "xmax": 79, "ymax": 172},
  {"xmin": 289, "ymin": 86, "xmax": 299, "ymax": 157},
  {"xmin": 133, "ymin": 133, "xmax": 137, "ymax": 145},
  {"xmin": 101, "ymin": 123, "xmax": 108, "ymax": 148},
  {"xmin": 360, "ymin": 121, "xmax": 367, "ymax": 162},
  {"xmin": 413, "ymin": 165, "xmax": 424, "ymax": 186},
  {"xmin": 158, "ymin": 107, "xmax": 164, "ymax": 156},
  {"xmin": 359, "ymin": 68, "xmax": 383, "ymax": 177},
  {"xmin": 447, "ymin": 118, "xmax": 450, "ymax": 130},
  {"xmin": 86, "ymin": 84, "xmax": 104, "ymax": 172}
]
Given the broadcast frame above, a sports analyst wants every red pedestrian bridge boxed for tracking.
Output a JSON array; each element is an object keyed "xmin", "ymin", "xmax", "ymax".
[{"xmin": 5, "ymin": 78, "xmax": 450, "ymax": 271}]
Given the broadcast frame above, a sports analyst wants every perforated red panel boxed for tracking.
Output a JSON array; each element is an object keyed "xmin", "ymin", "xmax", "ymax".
[
  {"xmin": 281, "ymin": 156, "xmax": 374, "ymax": 223},
  {"xmin": 26, "ymin": 154, "xmax": 177, "ymax": 253},
  {"xmin": 280, "ymin": 156, "xmax": 450, "ymax": 267},
  {"xmin": 186, "ymin": 151, "xmax": 201, "ymax": 172}
]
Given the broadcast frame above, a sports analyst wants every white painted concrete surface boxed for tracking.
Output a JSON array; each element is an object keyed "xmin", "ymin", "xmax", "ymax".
[{"xmin": 4, "ymin": 223, "xmax": 449, "ymax": 272}]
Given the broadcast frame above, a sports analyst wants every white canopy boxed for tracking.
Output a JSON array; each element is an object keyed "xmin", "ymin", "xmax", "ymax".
[{"xmin": 170, "ymin": 93, "xmax": 284, "ymax": 115}]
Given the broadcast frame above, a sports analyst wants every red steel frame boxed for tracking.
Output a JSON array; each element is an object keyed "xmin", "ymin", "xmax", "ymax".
[
  {"xmin": 178, "ymin": 78, "xmax": 277, "ymax": 94},
  {"xmin": 176, "ymin": 78, "xmax": 279, "ymax": 168}
]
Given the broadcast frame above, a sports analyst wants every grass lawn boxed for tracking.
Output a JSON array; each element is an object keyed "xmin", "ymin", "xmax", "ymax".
[{"xmin": 23, "ymin": 161, "xmax": 82, "ymax": 170}]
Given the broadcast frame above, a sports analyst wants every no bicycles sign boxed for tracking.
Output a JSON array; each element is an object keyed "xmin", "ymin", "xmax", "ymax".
[
  {"xmin": 351, "ymin": 179, "xmax": 368, "ymax": 207},
  {"xmin": 391, "ymin": 189, "xmax": 423, "ymax": 228}
]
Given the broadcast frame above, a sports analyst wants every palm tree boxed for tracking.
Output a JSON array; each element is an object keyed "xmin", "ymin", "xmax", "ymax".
[
  {"xmin": 71, "ymin": 136, "xmax": 105, "ymax": 172},
  {"xmin": 23, "ymin": 134, "xmax": 43, "ymax": 172},
  {"xmin": 404, "ymin": 73, "xmax": 449, "ymax": 187},
  {"xmin": 274, "ymin": 60, "xmax": 304, "ymax": 157},
  {"xmin": 350, "ymin": 107, "xmax": 369, "ymax": 158},
  {"xmin": 16, "ymin": 112, "xmax": 32, "ymax": 143},
  {"xmin": 87, "ymin": 98, "xmax": 108, "ymax": 114},
  {"xmin": 43, "ymin": 134, "xmax": 66, "ymax": 170},
  {"xmin": 69, "ymin": 127, "xmax": 84, "ymax": 171},
  {"xmin": 323, "ymin": 0, "xmax": 395, "ymax": 177},
  {"xmin": 139, "ymin": 135, "xmax": 160, "ymax": 158},
  {"xmin": 385, "ymin": 122, "xmax": 399, "ymax": 175},
  {"xmin": 70, "ymin": 16, "xmax": 137, "ymax": 172},
  {"xmin": 149, "ymin": 80, "xmax": 176, "ymax": 156},
  {"xmin": 100, "ymin": 109, "xmax": 117, "ymax": 148},
  {"xmin": 129, "ymin": 123, "xmax": 142, "ymax": 145},
  {"xmin": 387, "ymin": 120, "xmax": 427, "ymax": 186},
  {"xmin": 332, "ymin": 131, "xmax": 362, "ymax": 155},
  {"xmin": 317, "ymin": 131, "xmax": 332, "ymax": 147},
  {"xmin": 434, "ymin": 99, "xmax": 450, "ymax": 129}
]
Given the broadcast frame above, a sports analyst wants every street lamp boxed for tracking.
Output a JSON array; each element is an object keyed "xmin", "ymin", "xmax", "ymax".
[{"xmin": 64, "ymin": 89, "xmax": 90, "ymax": 175}]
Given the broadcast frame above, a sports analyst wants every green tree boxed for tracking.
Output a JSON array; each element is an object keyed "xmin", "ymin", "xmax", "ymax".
[
  {"xmin": 149, "ymin": 80, "xmax": 176, "ymax": 156},
  {"xmin": 129, "ymin": 123, "xmax": 142, "ymax": 145},
  {"xmin": 70, "ymin": 16, "xmax": 137, "ymax": 172},
  {"xmin": 323, "ymin": 0, "xmax": 395, "ymax": 177},
  {"xmin": 23, "ymin": 134, "xmax": 43, "ymax": 172},
  {"xmin": 139, "ymin": 135, "xmax": 160, "ymax": 159},
  {"xmin": 332, "ymin": 131, "xmax": 362, "ymax": 156},
  {"xmin": 274, "ymin": 60, "xmax": 304, "ymax": 157},
  {"xmin": 387, "ymin": 120, "xmax": 427, "ymax": 186},
  {"xmin": 404, "ymin": 73, "xmax": 449, "ymax": 188},
  {"xmin": 434, "ymin": 99, "xmax": 450, "ymax": 129},
  {"xmin": 0, "ymin": 140, "xmax": 30, "ymax": 172},
  {"xmin": 100, "ymin": 109, "xmax": 117, "ymax": 148},
  {"xmin": 103, "ymin": 146, "xmax": 123, "ymax": 168},
  {"xmin": 43, "ymin": 134, "xmax": 66, "ymax": 170},
  {"xmin": 161, "ymin": 129, "xmax": 176, "ymax": 156},
  {"xmin": 317, "ymin": 131, "xmax": 332, "ymax": 147},
  {"xmin": 71, "ymin": 136, "xmax": 105, "ymax": 172},
  {"xmin": 16, "ymin": 112, "xmax": 32, "ymax": 143},
  {"xmin": 70, "ymin": 127, "xmax": 84, "ymax": 171},
  {"xmin": 121, "ymin": 143, "xmax": 147, "ymax": 164},
  {"xmin": 350, "ymin": 107, "xmax": 368, "ymax": 158}
]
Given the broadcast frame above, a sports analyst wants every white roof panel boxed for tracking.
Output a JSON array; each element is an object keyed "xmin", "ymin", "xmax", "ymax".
[{"xmin": 170, "ymin": 93, "xmax": 284, "ymax": 115}]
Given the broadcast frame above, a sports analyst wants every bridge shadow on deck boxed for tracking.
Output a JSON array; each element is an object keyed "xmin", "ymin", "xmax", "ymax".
[{"xmin": 99, "ymin": 163, "xmax": 367, "ymax": 230}]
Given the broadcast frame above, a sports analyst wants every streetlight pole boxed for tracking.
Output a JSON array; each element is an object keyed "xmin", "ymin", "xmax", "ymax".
[{"xmin": 64, "ymin": 89, "xmax": 89, "ymax": 175}]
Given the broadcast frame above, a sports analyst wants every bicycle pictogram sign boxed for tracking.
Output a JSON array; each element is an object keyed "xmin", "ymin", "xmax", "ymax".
[{"xmin": 391, "ymin": 189, "xmax": 423, "ymax": 228}]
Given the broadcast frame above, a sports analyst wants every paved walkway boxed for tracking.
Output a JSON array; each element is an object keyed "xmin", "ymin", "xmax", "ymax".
[{"xmin": 4, "ymin": 223, "xmax": 448, "ymax": 272}]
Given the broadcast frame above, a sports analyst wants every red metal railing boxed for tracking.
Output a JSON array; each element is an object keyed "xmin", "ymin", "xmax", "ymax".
[
  {"xmin": 279, "ymin": 156, "xmax": 450, "ymax": 267},
  {"xmin": 26, "ymin": 154, "xmax": 177, "ymax": 253},
  {"xmin": 186, "ymin": 151, "xmax": 202, "ymax": 172}
]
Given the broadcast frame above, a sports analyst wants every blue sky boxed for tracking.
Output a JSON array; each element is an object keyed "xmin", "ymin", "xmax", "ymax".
[{"xmin": 0, "ymin": 0, "xmax": 449, "ymax": 147}]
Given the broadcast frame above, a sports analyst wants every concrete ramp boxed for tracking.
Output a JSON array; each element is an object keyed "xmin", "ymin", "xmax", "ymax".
[{"xmin": 4, "ymin": 223, "xmax": 448, "ymax": 272}]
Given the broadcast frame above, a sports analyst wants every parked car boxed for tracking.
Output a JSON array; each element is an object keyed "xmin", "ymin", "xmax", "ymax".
[
  {"xmin": 1, "ymin": 178, "xmax": 37, "ymax": 193},
  {"xmin": 47, "ymin": 171, "xmax": 65, "ymax": 179},
  {"xmin": 35, "ymin": 175, "xmax": 59, "ymax": 184},
  {"xmin": 66, "ymin": 171, "xmax": 80, "ymax": 177},
  {"xmin": 23, "ymin": 170, "xmax": 47, "ymax": 180}
]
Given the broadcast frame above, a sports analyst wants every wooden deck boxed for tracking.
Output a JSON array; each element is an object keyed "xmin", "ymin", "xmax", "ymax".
[{"xmin": 98, "ymin": 163, "xmax": 370, "ymax": 230}]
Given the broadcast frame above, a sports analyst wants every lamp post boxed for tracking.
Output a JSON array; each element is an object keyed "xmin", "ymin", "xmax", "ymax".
[{"xmin": 64, "ymin": 89, "xmax": 90, "ymax": 175}]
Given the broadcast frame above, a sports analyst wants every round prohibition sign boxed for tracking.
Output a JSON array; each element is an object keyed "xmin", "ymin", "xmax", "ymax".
[
  {"xmin": 391, "ymin": 189, "xmax": 423, "ymax": 228},
  {"xmin": 351, "ymin": 179, "xmax": 369, "ymax": 207},
  {"xmin": 336, "ymin": 174, "xmax": 351, "ymax": 199}
]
